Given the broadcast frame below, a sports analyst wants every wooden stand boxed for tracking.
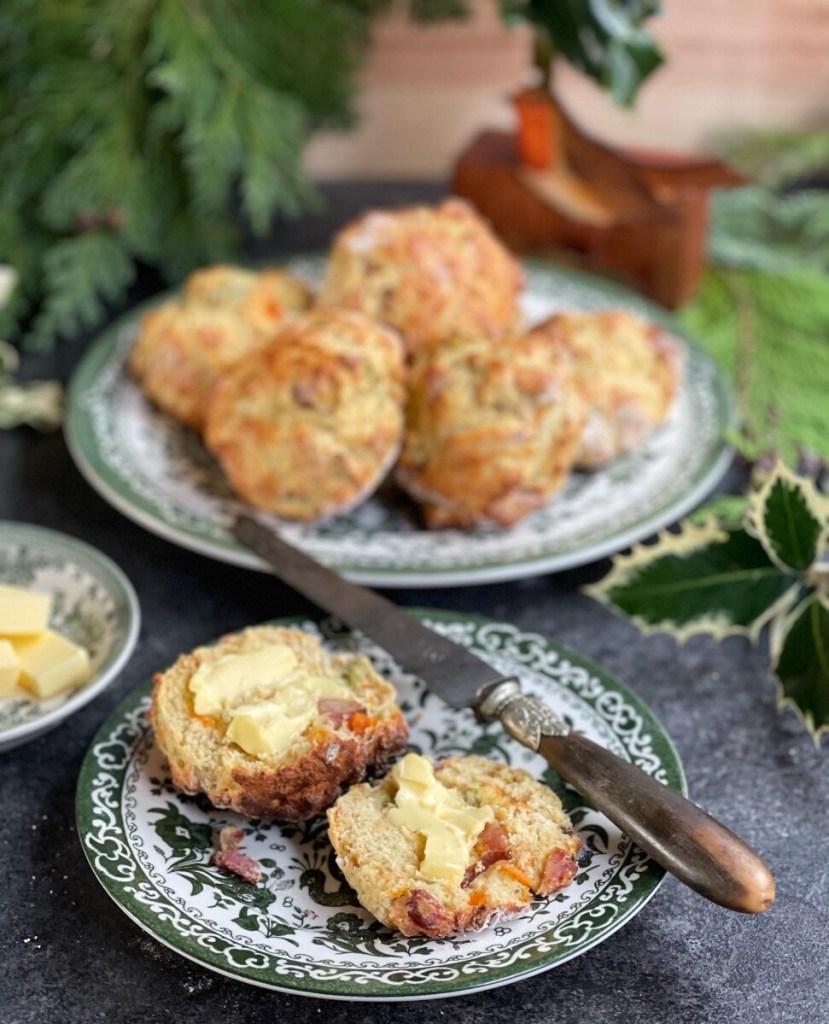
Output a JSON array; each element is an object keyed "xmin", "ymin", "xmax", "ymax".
[{"xmin": 452, "ymin": 96, "xmax": 744, "ymax": 309}]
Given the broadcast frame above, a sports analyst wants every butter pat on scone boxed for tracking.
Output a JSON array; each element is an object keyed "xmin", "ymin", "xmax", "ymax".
[
  {"xmin": 150, "ymin": 625, "xmax": 409, "ymax": 820},
  {"xmin": 327, "ymin": 754, "xmax": 581, "ymax": 939}
]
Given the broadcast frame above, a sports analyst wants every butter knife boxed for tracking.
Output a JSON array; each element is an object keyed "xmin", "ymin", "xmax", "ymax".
[{"xmin": 233, "ymin": 513, "xmax": 775, "ymax": 914}]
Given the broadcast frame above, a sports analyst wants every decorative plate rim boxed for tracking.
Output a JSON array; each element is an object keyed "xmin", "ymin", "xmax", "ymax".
[
  {"xmin": 0, "ymin": 520, "xmax": 141, "ymax": 748},
  {"xmin": 76, "ymin": 609, "xmax": 686, "ymax": 1000},
  {"xmin": 64, "ymin": 257, "xmax": 736, "ymax": 587}
]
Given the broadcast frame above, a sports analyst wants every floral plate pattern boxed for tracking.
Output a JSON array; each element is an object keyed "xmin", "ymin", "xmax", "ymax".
[
  {"xmin": 64, "ymin": 259, "xmax": 735, "ymax": 587},
  {"xmin": 76, "ymin": 611, "xmax": 685, "ymax": 1000},
  {"xmin": 0, "ymin": 521, "xmax": 140, "ymax": 751}
]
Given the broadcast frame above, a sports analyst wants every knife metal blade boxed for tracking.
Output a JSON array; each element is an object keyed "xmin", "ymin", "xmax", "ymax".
[
  {"xmin": 234, "ymin": 512, "xmax": 775, "ymax": 915},
  {"xmin": 234, "ymin": 514, "xmax": 512, "ymax": 710}
]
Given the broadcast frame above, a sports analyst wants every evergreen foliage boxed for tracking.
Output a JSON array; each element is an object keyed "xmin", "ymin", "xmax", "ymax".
[
  {"xmin": 681, "ymin": 128, "xmax": 829, "ymax": 473},
  {"xmin": 0, "ymin": 0, "xmax": 663, "ymax": 350},
  {"xmin": 0, "ymin": 0, "xmax": 388, "ymax": 349}
]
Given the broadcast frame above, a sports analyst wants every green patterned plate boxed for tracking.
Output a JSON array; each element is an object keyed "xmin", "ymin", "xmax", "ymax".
[
  {"xmin": 76, "ymin": 611, "xmax": 684, "ymax": 1000},
  {"xmin": 64, "ymin": 258, "xmax": 735, "ymax": 587},
  {"xmin": 0, "ymin": 521, "xmax": 140, "ymax": 752}
]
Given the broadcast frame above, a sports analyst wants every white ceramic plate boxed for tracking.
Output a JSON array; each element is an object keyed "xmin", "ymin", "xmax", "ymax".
[
  {"xmin": 77, "ymin": 611, "xmax": 685, "ymax": 1000},
  {"xmin": 65, "ymin": 258, "xmax": 734, "ymax": 586},
  {"xmin": 0, "ymin": 521, "xmax": 140, "ymax": 752}
]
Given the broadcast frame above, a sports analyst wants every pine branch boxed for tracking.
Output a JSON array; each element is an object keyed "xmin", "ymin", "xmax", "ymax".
[
  {"xmin": 29, "ymin": 232, "xmax": 136, "ymax": 350},
  {"xmin": 681, "ymin": 268, "xmax": 829, "ymax": 468}
]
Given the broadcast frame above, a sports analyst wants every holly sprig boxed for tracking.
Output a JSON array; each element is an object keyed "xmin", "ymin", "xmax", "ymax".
[{"xmin": 587, "ymin": 463, "xmax": 829, "ymax": 742}]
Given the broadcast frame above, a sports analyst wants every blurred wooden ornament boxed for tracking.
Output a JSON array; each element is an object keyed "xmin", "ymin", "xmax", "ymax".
[{"xmin": 452, "ymin": 89, "xmax": 746, "ymax": 308}]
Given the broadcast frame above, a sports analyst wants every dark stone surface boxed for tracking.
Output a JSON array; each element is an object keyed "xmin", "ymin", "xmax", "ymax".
[{"xmin": 2, "ymin": 184, "xmax": 827, "ymax": 1024}]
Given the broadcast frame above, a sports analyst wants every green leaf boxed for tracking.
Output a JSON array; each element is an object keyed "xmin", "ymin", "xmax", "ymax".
[
  {"xmin": 586, "ymin": 520, "xmax": 799, "ymax": 642},
  {"xmin": 233, "ymin": 906, "xmax": 262, "ymax": 933},
  {"xmin": 28, "ymin": 232, "xmax": 135, "ymax": 350},
  {"xmin": 770, "ymin": 593, "xmax": 829, "ymax": 741},
  {"xmin": 713, "ymin": 126, "xmax": 829, "ymax": 190},
  {"xmin": 708, "ymin": 187, "xmax": 829, "ymax": 276},
  {"xmin": 687, "ymin": 494, "xmax": 749, "ymax": 530},
  {"xmin": 750, "ymin": 463, "xmax": 827, "ymax": 573},
  {"xmin": 150, "ymin": 802, "xmax": 213, "ymax": 852},
  {"xmin": 680, "ymin": 268, "xmax": 829, "ymax": 466},
  {"xmin": 511, "ymin": 0, "xmax": 664, "ymax": 107}
]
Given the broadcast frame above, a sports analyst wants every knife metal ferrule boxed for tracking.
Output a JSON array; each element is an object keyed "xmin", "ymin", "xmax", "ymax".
[{"xmin": 476, "ymin": 678, "xmax": 570, "ymax": 751}]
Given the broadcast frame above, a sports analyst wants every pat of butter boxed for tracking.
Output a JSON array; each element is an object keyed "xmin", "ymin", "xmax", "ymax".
[
  {"xmin": 189, "ymin": 643, "xmax": 299, "ymax": 716},
  {"xmin": 226, "ymin": 699, "xmax": 314, "ymax": 757},
  {"xmin": 14, "ymin": 629, "xmax": 91, "ymax": 699},
  {"xmin": 0, "ymin": 640, "xmax": 20, "ymax": 697},
  {"xmin": 0, "ymin": 583, "xmax": 52, "ymax": 635},
  {"xmin": 387, "ymin": 753, "xmax": 493, "ymax": 886}
]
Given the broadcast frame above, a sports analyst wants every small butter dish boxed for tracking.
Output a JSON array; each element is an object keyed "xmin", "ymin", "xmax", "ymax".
[{"xmin": 0, "ymin": 521, "xmax": 140, "ymax": 752}]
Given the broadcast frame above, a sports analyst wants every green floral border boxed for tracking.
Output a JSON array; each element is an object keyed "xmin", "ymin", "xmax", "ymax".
[{"xmin": 76, "ymin": 611, "xmax": 684, "ymax": 1000}]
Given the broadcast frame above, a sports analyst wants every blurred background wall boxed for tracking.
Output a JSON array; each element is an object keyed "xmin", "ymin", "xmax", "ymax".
[{"xmin": 306, "ymin": 0, "xmax": 829, "ymax": 180}]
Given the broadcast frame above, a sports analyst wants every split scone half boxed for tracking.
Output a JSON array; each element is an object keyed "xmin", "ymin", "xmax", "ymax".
[
  {"xmin": 150, "ymin": 625, "xmax": 408, "ymax": 821},
  {"xmin": 327, "ymin": 753, "xmax": 581, "ymax": 939}
]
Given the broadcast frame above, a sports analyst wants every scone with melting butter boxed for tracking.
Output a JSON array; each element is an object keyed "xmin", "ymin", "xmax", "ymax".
[
  {"xmin": 150, "ymin": 625, "xmax": 409, "ymax": 821},
  {"xmin": 317, "ymin": 199, "xmax": 523, "ymax": 355},
  {"xmin": 327, "ymin": 754, "xmax": 581, "ymax": 939},
  {"xmin": 204, "ymin": 309, "xmax": 406, "ymax": 521},
  {"xmin": 396, "ymin": 332, "xmax": 585, "ymax": 528},
  {"xmin": 128, "ymin": 265, "xmax": 311, "ymax": 433},
  {"xmin": 529, "ymin": 310, "xmax": 683, "ymax": 468}
]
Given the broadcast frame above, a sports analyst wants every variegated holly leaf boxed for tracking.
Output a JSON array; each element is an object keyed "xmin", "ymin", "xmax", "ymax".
[
  {"xmin": 586, "ymin": 521, "xmax": 800, "ymax": 642},
  {"xmin": 770, "ymin": 592, "xmax": 829, "ymax": 741},
  {"xmin": 749, "ymin": 463, "xmax": 827, "ymax": 573}
]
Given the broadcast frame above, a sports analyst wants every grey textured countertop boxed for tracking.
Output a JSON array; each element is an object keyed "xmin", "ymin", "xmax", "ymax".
[{"xmin": 2, "ymin": 184, "xmax": 827, "ymax": 1024}]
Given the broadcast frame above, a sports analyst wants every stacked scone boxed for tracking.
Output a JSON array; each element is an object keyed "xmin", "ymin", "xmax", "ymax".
[{"xmin": 130, "ymin": 199, "xmax": 682, "ymax": 528}]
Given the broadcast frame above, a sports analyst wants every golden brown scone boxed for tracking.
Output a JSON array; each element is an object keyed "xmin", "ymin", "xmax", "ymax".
[
  {"xmin": 327, "ymin": 754, "xmax": 581, "ymax": 939},
  {"xmin": 529, "ymin": 310, "xmax": 683, "ymax": 468},
  {"xmin": 395, "ymin": 332, "xmax": 585, "ymax": 528},
  {"xmin": 150, "ymin": 625, "xmax": 409, "ymax": 821},
  {"xmin": 128, "ymin": 300, "xmax": 261, "ymax": 432},
  {"xmin": 204, "ymin": 309, "xmax": 406, "ymax": 521},
  {"xmin": 129, "ymin": 266, "xmax": 312, "ymax": 433},
  {"xmin": 183, "ymin": 264, "xmax": 313, "ymax": 341},
  {"xmin": 317, "ymin": 199, "xmax": 523, "ymax": 354}
]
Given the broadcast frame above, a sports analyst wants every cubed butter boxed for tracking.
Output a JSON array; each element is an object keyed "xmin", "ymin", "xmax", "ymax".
[
  {"xmin": 0, "ymin": 583, "xmax": 52, "ymax": 635},
  {"xmin": 14, "ymin": 629, "xmax": 91, "ymax": 699},
  {"xmin": 0, "ymin": 640, "xmax": 20, "ymax": 697}
]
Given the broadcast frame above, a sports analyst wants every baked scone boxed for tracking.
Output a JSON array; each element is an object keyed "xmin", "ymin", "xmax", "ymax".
[
  {"xmin": 529, "ymin": 310, "xmax": 683, "ymax": 468},
  {"xmin": 204, "ymin": 309, "xmax": 406, "ymax": 521},
  {"xmin": 183, "ymin": 264, "xmax": 313, "ymax": 340},
  {"xmin": 395, "ymin": 332, "xmax": 585, "ymax": 528},
  {"xmin": 128, "ymin": 266, "xmax": 311, "ymax": 433},
  {"xmin": 150, "ymin": 625, "xmax": 409, "ymax": 821},
  {"xmin": 317, "ymin": 199, "xmax": 523, "ymax": 354},
  {"xmin": 327, "ymin": 753, "xmax": 581, "ymax": 939}
]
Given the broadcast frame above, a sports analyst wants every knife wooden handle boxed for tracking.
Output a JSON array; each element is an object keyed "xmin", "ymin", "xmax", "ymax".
[{"xmin": 539, "ymin": 730, "xmax": 775, "ymax": 913}]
